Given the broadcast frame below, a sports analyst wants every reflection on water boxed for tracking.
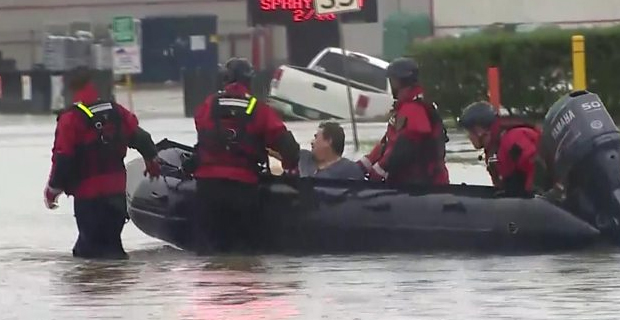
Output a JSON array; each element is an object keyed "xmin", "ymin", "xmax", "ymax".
[
  {"xmin": 182, "ymin": 257, "xmax": 302, "ymax": 320},
  {"xmin": 57, "ymin": 261, "xmax": 141, "ymax": 298},
  {"xmin": 2, "ymin": 240, "xmax": 620, "ymax": 319}
]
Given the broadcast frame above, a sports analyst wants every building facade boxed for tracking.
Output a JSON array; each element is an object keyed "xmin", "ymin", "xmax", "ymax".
[
  {"xmin": 1, "ymin": 0, "xmax": 617, "ymax": 71},
  {"xmin": 0, "ymin": 0, "xmax": 432, "ymax": 70}
]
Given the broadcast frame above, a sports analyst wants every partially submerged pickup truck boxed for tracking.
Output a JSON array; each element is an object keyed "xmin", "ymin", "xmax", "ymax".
[{"xmin": 267, "ymin": 48, "xmax": 394, "ymax": 121}]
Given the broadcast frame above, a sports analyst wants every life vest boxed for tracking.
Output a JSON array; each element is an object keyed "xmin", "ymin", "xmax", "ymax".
[
  {"xmin": 413, "ymin": 96, "xmax": 450, "ymax": 184},
  {"xmin": 71, "ymin": 100, "xmax": 127, "ymax": 183},
  {"xmin": 484, "ymin": 117, "xmax": 540, "ymax": 187},
  {"xmin": 196, "ymin": 92, "xmax": 267, "ymax": 172},
  {"xmin": 379, "ymin": 94, "xmax": 449, "ymax": 184}
]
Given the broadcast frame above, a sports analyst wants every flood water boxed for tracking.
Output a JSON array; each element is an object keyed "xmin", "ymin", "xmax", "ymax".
[{"xmin": 2, "ymin": 90, "xmax": 620, "ymax": 319}]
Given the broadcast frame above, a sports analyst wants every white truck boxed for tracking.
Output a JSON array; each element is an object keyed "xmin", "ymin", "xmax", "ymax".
[{"xmin": 267, "ymin": 47, "xmax": 394, "ymax": 121}]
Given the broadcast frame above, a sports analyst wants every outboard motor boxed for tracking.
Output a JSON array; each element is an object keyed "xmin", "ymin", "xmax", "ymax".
[{"xmin": 540, "ymin": 90, "xmax": 620, "ymax": 236}]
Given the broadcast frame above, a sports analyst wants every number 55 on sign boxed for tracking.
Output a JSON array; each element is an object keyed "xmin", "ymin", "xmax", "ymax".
[{"xmin": 314, "ymin": 0, "xmax": 362, "ymax": 15}]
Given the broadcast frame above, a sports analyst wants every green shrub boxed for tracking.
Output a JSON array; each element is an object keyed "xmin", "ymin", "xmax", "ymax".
[{"xmin": 408, "ymin": 25, "xmax": 620, "ymax": 120}]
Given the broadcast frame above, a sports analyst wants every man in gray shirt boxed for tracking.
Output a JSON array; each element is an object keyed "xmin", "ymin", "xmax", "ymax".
[
  {"xmin": 297, "ymin": 122, "xmax": 365, "ymax": 180},
  {"xmin": 268, "ymin": 122, "xmax": 365, "ymax": 180}
]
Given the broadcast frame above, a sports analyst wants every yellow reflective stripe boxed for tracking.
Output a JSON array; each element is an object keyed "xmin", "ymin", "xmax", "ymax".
[
  {"xmin": 76, "ymin": 103, "xmax": 94, "ymax": 118},
  {"xmin": 245, "ymin": 97, "xmax": 257, "ymax": 115}
]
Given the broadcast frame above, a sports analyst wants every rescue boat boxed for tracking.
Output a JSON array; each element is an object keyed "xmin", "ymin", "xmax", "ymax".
[{"xmin": 125, "ymin": 139, "xmax": 602, "ymax": 254}]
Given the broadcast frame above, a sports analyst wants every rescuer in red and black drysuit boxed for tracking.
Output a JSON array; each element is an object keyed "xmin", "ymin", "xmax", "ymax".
[
  {"xmin": 458, "ymin": 101, "xmax": 542, "ymax": 196},
  {"xmin": 182, "ymin": 57, "xmax": 300, "ymax": 254},
  {"xmin": 44, "ymin": 66, "xmax": 162, "ymax": 259},
  {"xmin": 357, "ymin": 57, "xmax": 450, "ymax": 186}
]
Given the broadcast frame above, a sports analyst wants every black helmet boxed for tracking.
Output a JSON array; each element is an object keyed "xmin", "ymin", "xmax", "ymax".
[
  {"xmin": 386, "ymin": 57, "xmax": 419, "ymax": 84},
  {"xmin": 224, "ymin": 57, "xmax": 255, "ymax": 84},
  {"xmin": 458, "ymin": 101, "xmax": 497, "ymax": 129}
]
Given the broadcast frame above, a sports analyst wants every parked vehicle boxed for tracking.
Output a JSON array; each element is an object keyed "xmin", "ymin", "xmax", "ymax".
[{"xmin": 267, "ymin": 47, "xmax": 393, "ymax": 121}]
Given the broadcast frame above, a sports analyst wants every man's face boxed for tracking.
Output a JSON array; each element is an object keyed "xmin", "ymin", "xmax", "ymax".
[
  {"xmin": 311, "ymin": 128, "xmax": 332, "ymax": 160},
  {"xmin": 466, "ymin": 126, "xmax": 491, "ymax": 150}
]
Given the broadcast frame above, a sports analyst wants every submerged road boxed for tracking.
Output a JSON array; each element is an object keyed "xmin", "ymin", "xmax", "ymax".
[{"xmin": 1, "ymin": 88, "xmax": 619, "ymax": 319}]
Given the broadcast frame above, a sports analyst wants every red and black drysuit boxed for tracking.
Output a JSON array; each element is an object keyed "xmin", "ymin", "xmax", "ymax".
[
  {"xmin": 358, "ymin": 86, "xmax": 450, "ymax": 186},
  {"xmin": 46, "ymin": 83, "xmax": 160, "ymax": 259},
  {"xmin": 185, "ymin": 82, "xmax": 300, "ymax": 253},
  {"xmin": 483, "ymin": 117, "xmax": 541, "ymax": 195}
]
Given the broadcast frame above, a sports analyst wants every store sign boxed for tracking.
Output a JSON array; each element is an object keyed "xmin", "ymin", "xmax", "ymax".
[{"xmin": 247, "ymin": 0, "xmax": 376, "ymax": 26}]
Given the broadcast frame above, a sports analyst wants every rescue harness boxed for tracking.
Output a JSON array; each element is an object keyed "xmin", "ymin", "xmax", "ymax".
[{"xmin": 198, "ymin": 92, "xmax": 269, "ymax": 173}]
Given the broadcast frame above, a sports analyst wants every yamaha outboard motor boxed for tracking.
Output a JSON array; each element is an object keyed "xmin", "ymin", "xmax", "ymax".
[{"xmin": 540, "ymin": 90, "xmax": 620, "ymax": 236}]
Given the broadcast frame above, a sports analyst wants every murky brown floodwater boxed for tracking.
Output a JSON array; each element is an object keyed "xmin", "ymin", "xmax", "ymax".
[{"xmin": 2, "ymin": 102, "xmax": 620, "ymax": 319}]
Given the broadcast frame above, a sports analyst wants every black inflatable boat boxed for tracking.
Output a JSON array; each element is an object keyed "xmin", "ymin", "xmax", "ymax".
[
  {"xmin": 127, "ymin": 90, "xmax": 620, "ymax": 254},
  {"xmin": 126, "ymin": 139, "xmax": 602, "ymax": 254}
]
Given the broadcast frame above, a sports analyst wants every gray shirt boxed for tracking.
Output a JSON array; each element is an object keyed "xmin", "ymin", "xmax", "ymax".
[{"xmin": 298, "ymin": 149, "xmax": 365, "ymax": 180}]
